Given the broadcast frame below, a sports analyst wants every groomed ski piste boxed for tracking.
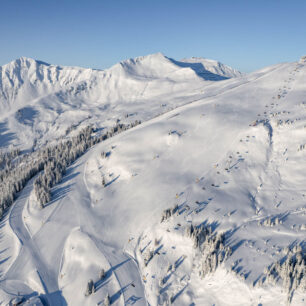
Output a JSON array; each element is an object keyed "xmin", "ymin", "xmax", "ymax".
[{"xmin": 0, "ymin": 53, "xmax": 305, "ymax": 305}]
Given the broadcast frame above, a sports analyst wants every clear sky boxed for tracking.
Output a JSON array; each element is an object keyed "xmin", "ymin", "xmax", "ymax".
[{"xmin": 1, "ymin": 0, "xmax": 306, "ymax": 72}]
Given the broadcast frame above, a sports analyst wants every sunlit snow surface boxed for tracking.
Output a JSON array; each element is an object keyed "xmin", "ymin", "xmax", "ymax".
[{"xmin": 0, "ymin": 54, "xmax": 305, "ymax": 305}]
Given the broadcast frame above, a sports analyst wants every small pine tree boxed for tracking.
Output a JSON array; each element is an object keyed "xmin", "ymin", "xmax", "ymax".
[
  {"xmin": 85, "ymin": 279, "xmax": 94, "ymax": 296},
  {"xmin": 99, "ymin": 268, "xmax": 105, "ymax": 280},
  {"xmin": 104, "ymin": 293, "xmax": 110, "ymax": 306},
  {"xmin": 171, "ymin": 264, "xmax": 176, "ymax": 273}
]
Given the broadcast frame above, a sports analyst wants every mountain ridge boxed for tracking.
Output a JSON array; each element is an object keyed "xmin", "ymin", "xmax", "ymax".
[
  {"xmin": 0, "ymin": 53, "xmax": 242, "ymax": 109},
  {"xmin": 0, "ymin": 53, "xmax": 245, "ymax": 151}
]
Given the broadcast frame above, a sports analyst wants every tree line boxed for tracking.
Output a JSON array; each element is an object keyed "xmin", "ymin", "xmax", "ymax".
[{"xmin": 0, "ymin": 120, "xmax": 141, "ymax": 216}]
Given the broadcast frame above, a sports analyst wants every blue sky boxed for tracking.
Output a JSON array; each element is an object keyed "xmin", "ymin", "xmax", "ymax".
[{"xmin": 1, "ymin": 0, "xmax": 306, "ymax": 72}]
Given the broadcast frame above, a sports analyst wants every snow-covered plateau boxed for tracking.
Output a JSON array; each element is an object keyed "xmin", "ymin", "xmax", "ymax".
[{"xmin": 0, "ymin": 53, "xmax": 305, "ymax": 305}]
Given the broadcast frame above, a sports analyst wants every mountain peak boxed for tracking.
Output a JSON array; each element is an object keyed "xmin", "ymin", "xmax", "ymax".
[
  {"xmin": 18, "ymin": 57, "xmax": 50, "ymax": 66},
  {"xmin": 3, "ymin": 57, "xmax": 50, "ymax": 69},
  {"xmin": 120, "ymin": 52, "xmax": 169, "ymax": 66},
  {"xmin": 137, "ymin": 52, "xmax": 167, "ymax": 61},
  {"xmin": 18, "ymin": 56, "xmax": 36, "ymax": 62},
  {"xmin": 109, "ymin": 52, "xmax": 176, "ymax": 79}
]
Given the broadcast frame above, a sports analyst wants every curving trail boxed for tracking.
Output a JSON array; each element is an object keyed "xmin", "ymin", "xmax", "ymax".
[
  {"xmin": 3, "ymin": 177, "xmax": 65, "ymax": 305},
  {"xmin": 1, "ymin": 153, "xmax": 148, "ymax": 305}
]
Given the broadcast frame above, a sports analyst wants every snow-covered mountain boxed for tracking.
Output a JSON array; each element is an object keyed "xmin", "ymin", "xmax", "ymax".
[
  {"xmin": 0, "ymin": 54, "xmax": 305, "ymax": 306},
  {"xmin": 0, "ymin": 53, "xmax": 242, "ymax": 150},
  {"xmin": 0, "ymin": 53, "xmax": 239, "ymax": 112},
  {"xmin": 0, "ymin": 56, "xmax": 95, "ymax": 110}
]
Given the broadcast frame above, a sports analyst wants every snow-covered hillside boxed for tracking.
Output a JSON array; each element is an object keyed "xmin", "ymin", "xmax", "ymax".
[
  {"xmin": 0, "ymin": 53, "xmax": 241, "ymax": 151},
  {"xmin": 0, "ymin": 54, "xmax": 305, "ymax": 305}
]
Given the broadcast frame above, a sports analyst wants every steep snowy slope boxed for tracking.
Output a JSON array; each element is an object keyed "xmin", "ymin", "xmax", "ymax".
[
  {"xmin": 0, "ymin": 53, "xmax": 242, "ymax": 151},
  {"xmin": 0, "ymin": 58, "xmax": 305, "ymax": 305}
]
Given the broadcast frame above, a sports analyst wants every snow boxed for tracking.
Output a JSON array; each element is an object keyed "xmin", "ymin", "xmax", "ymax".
[
  {"xmin": 180, "ymin": 56, "xmax": 243, "ymax": 78},
  {"xmin": 58, "ymin": 228, "xmax": 116, "ymax": 305},
  {"xmin": 0, "ymin": 53, "xmax": 305, "ymax": 305},
  {"xmin": 0, "ymin": 53, "xmax": 241, "ymax": 151}
]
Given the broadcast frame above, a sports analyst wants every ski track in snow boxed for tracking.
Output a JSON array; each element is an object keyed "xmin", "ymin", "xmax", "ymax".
[
  {"xmin": 0, "ymin": 155, "xmax": 148, "ymax": 305},
  {"xmin": 5, "ymin": 177, "xmax": 64, "ymax": 305}
]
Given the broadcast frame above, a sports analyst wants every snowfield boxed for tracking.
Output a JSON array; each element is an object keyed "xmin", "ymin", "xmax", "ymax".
[{"xmin": 0, "ymin": 53, "xmax": 305, "ymax": 305}]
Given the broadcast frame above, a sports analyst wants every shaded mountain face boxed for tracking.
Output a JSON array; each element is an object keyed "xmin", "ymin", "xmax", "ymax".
[{"xmin": 179, "ymin": 56, "xmax": 243, "ymax": 79}]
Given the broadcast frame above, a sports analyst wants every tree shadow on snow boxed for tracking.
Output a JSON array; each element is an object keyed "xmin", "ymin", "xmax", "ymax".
[
  {"xmin": 0, "ymin": 256, "xmax": 10, "ymax": 266},
  {"xmin": 174, "ymin": 255, "xmax": 185, "ymax": 269},
  {"xmin": 95, "ymin": 279, "xmax": 111, "ymax": 291},
  {"xmin": 96, "ymin": 258, "xmax": 131, "ymax": 291},
  {"xmin": 0, "ymin": 247, "xmax": 9, "ymax": 256},
  {"xmin": 198, "ymin": 219, "xmax": 220, "ymax": 233},
  {"xmin": 112, "ymin": 258, "xmax": 131, "ymax": 271},
  {"xmin": 160, "ymin": 282, "xmax": 172, "ymax": 294},
  {"xmin": 110, "ymin": 284, "xmax": 130, "ymax": 304},
  {"xmin": 43, "ymin": 164, "xmax": 81, "ymax": 207},
  {"xmin": 40, "ymin": 289, "xmax": 67, "ymax": 306},
  {"xmin": 46, "ymin": 183, "xmax": 75, "ymax": 207},
  {"xmin": 229, "ymin": 239, "xmax": 246, "ymax": 255},
  {"xmin": 140, "ymin": 240, "xmax": 152, "ymax": 254},
  {"xmin": 61, "ymin": 166, "xmax": 80, "ymax": 184},
  {"xmin": 224, "ymin": 226, "xmax": 240, "ymax": 241},
  {"xmin": 0, "ymin": 256, "xmax": 11, "ymax": 278},
  {"xmin": 253, "ymin": 274, "xmax": 264, "ymax": 287},
  {"xmin": 105, "ymin": 175, "xmax": 120, "ymax": 187},
  {"xmin": 126, "ymin": 294, "xmax": 142, "ymax": 305},
  {"xmin": 154, "ymin": 244, "xmax": 164, "ymax": 256},
  {"xmin": 171, "ymin": 284, "xmax": 188, "ymax": 303},
  {"xmin": 0, "ymin": 220, "xmax": 6, "ymax": 231}
]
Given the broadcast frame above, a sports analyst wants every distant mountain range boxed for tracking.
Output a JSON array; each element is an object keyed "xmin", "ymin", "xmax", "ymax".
[
  {"xmin": 0, "ymin": 53, "xmax": 243, "ymax": 150},
  {"xmin": 0, "ymin": 53, "xmax": 242, "ymax": 110}
]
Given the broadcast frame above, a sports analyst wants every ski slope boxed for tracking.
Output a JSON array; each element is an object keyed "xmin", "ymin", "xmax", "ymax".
[{"xmin": 0, "ymin": 54, "xmax": 305, "ymax": 305}]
